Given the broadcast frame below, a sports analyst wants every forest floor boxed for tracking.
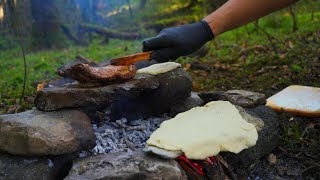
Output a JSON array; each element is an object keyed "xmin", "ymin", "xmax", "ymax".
[{"xmin": 0, "ymin": 5, "xmax": 319, "ymax": 179}]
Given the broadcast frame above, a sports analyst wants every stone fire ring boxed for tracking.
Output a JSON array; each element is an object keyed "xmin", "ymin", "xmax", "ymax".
[{"xmin": 34, "ymin": 67, "xmax": 193, "ymax": 119}]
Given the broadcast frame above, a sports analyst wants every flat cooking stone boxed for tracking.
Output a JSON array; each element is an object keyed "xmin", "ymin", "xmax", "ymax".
[
  {"xmin": 199, "ymin": 90, "xmax": 266, "ymax": 108},
  {"xmin": 35, "ymin": 74, "xmax": 159, "ymax": 111},
  {"xmin": 0, "ymin": 153, "xmax": 74, "ymax": 180},
  {"xmin": 109, "ymin": 67, "xmax": 193, "ymax": 119},
  {"xmin": 64, "ymin": 151, "xmax": 187, "ymax": 180},
  {"xmin": 0, "ymin": 109, "xmax": 95, "ymax": 156}
]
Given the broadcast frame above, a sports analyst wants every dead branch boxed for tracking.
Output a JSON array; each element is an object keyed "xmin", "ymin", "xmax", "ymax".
[
  {"xmin": 253, "ymin": 22, "xmax": 280, "ymax": 55},
  {"xmin": 126, "ymin": 126, "xmax": 145, "ymax": 131},
  {"xmin": 235, "ymin": 45, "xmax": 268, "ymax": 59},
  {"xmin": 60, "ymin": 24, "xmax": 87, "ymax": 45},
  {"xmin": 116, "ymin": 120, "xmax": 127, "ymax": 129},
  {"xmin": 216, "ymin": 155, "xmax": 237, "ymax": 180},
  {"xmin": 288, "ymin": 5, "xmax": 298, "ymax": 32},
  {"xmin": 114, "ymin": 120, "xmax": 145, "ymax": 131},
  {"xmin": 79, "ymin": 24, "xmax": 139, "ymax": 40},
  {"xmin": 122, "ymin": 128, "xmax": 135, "ymax": 150}
]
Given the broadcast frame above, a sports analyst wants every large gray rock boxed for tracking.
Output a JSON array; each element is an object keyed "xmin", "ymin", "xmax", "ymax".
[
  {"xmin": 0, "ymin": 109, "xmax": 95, "ymax": 156},
  {"xmin": 35, "ymin": 74, "xmax": 159, "ymax": 111},
  {"xmin": 110, "ymin": 68, "xmax": 192, "ymax": 119},
  {"xmin": 0, "ymin": 153, "xmax": 74, "ymax": 180},
  {"xmin": 169, "ymin": 92, "xmax": 204, "ymax": 116},
  {"xmin": 65, "ymin": 151, "xmax": 187, "ymax": 180},
  {"xmin": 222, "ymin": 105, "xmax": 279, "ymax": 174},
  {"xmin": 199, "ymin": 90, "xmax": 266, "ymax": 108}
]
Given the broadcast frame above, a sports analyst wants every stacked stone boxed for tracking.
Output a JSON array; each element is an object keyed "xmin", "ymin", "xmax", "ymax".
[
  {"xmin": 0, "ymin": 57, "xmax": 280, "ymax": 179},
  {"xmin": 0, "ymin": 65, "xmax": 193, "ymax": 180},
  {"xmin": 0, "ymin": 110, "xmax": 96, "ymax": 179}
]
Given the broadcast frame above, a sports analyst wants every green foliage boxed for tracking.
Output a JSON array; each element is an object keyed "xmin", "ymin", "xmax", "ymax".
[
  {"xmin": 0, "ymin": 39, "xmax": 140, "ymax": 100},
  {"xmin": 291, "ymin": 64, "xmax": 303, "ymax": 72}
]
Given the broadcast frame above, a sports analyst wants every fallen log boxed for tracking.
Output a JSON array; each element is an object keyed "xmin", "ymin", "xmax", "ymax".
[
  {"xmin": 143, "ymin": 18, "xmax": 195, "ymax": 32},
  {"xmin": 60, "ymin": 24, "xmax": 88, "ymax": 45},
  {"xmin": 79, "ymin": 24, "xmax": 139, "ymax": 40}
]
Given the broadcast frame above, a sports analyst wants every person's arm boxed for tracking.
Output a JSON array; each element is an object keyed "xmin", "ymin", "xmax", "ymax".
[
  {"xmin": 143, "ymin": 0, "xmax": 298, "ymax": 62},
  {"xmin": 204, "ymin": 0, "xmax": 298, "ymax": 36}
]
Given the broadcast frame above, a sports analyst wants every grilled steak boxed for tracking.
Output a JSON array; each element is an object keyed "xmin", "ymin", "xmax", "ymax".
[{"xmin": 57, "ymin": 63, "xmax": 137, "ymax": 84}]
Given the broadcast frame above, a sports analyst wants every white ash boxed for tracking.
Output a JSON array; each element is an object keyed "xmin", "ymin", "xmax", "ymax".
[
  {"xmin": 47, "ymin": 159, "xmax": 54, "ymax": 167},
  {"xmin": 92, "ymin": 115, "xmax": 171, "ymax": 154}
]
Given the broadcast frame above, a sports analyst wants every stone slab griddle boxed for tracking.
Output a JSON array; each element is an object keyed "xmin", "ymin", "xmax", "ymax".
[
  {"xmin": 35, "ymin": 68, "xmax": 193, "ymax": 120},
  {"xmin": 35, "ymin": 73, "xmax": 159, "ymax": 111}
]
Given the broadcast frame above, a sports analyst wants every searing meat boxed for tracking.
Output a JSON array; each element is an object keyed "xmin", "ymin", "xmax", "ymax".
[{"xmin": 57, "ymin": 63, "xmax": 137, "ymax": 84}]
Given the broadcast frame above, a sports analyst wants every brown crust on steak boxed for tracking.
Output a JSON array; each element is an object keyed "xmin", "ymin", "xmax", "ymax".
[{"xmin": 57, "ymin": 63, "xmax": 137, "ymax": 84}]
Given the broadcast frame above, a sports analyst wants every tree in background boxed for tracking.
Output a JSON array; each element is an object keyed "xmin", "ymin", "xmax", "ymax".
[{"xmin": 30, "ymin": 0, "xmax": 64, "ymax": 49}]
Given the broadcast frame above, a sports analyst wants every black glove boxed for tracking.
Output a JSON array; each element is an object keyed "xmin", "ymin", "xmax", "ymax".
[{"xmin": 143, "ymin": 20, "xmax": 214, "ymax": 62}]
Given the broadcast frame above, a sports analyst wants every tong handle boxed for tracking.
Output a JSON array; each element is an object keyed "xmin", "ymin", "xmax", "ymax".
[{"xmin": 110, "ymin": 51, "xmax": 152, "ymax": 66}]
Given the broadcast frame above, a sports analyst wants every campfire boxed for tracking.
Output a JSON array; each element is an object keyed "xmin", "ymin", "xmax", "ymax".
[
  {"xmin": 0, "ymin": 55, "xmax": 280, "ymax": 179},
  {"xmin": 89, "ymin": 109, "xmax": 236, "ymax": 179}
]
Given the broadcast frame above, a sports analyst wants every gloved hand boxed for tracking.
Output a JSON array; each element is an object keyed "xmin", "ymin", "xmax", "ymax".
[{"xmin": 143, "ymin": 20, "xmax": 214, "ymax": 62}]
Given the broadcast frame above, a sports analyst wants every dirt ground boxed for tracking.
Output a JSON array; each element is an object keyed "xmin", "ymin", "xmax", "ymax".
[{"xmin": 248, "ymin": 115, "xmax": 320, "ymax": 179}]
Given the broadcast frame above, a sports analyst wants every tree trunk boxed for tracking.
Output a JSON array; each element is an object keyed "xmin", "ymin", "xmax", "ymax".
[
  {"xmin": 0, "ymin": 0, "xmax": 10, "ymax": 29},
  {"xmin": 76, "ymin": 0, "xmax": 99, "ymax": 23},
  {"xmin": 0, "ymin": 1, "xmax": 4, "ymax": 28},
  {"xmin": 125, "ymin": 0, "xmax": 133, "ymax": 17},
  {"xmin": 92, "ymin": 0, "xmax": 99, "ymax": 22},
  {"xmin": 139, "ymin": 0, "xmax": 147, "ymax": 10},
  {"xmin": 30, "ymin": 0, "xmax": 63, "ymax": 49}
]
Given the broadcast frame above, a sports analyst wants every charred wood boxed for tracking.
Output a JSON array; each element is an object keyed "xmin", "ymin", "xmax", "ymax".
[{"xmin": 56, "ymin": 63, "xmax": 137, "ymax": 84}]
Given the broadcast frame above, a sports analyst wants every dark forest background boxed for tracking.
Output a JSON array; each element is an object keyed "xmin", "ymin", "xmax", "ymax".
[{"xmin": 0, "ymin": 0, "xmax": 319, "ymax": 106}]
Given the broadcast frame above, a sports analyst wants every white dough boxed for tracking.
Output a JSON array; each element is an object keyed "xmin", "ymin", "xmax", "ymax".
[
  {"xmin": 146, "ymin": 101, "xmax": 258, "ymax": 160},
  {"xmin": 137, "ymin": 62, "xmax": 181, "ymax": 75}
]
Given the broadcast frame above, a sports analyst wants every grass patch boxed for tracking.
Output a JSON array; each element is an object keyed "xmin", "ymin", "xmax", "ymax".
[{"xmin": 0, "ymin": 39, "xmax": 141, "ymax": 100}]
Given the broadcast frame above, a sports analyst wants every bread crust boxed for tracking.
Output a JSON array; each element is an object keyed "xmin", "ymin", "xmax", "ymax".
[{"xmin": 266, "ymin": 85, "xmax": 320, "ymax": 117}]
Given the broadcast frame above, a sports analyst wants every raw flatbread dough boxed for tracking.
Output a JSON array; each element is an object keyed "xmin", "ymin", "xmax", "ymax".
[
  {"xmin": 146, "ymin": 101, "xmax": 258, "ymax": 160},
  {"xmin": 143, "ymin": 145, "xmax": 183, "ymax": 159},
  {"xmin": 137, "ymin": 62, "xmax": 181, "ymax": 75}
]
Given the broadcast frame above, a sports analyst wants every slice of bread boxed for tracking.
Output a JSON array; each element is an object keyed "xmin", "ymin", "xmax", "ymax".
[{"xmin": 266, "ymin": 85, "xmax": 320, "ymax": 117}]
